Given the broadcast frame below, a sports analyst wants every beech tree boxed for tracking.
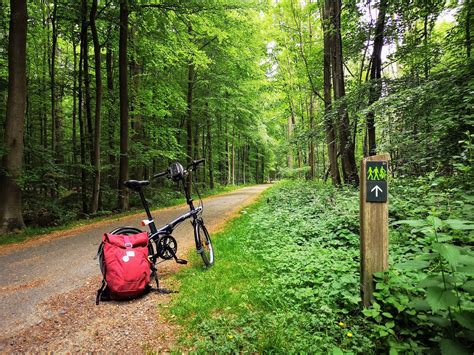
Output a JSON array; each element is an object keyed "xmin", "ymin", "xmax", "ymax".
[
  {"xmin": 0, "ymin": 0, "xmax": 469, "ymax": 234},
  {"xmin": 0, "ymin": 0, "xmax": 27, "ymax": 233}
]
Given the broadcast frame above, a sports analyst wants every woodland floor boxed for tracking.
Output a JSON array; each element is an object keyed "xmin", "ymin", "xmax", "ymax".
[{"xmin": 0, "ymin": 185, "xmax": 270, "ymax": 353}]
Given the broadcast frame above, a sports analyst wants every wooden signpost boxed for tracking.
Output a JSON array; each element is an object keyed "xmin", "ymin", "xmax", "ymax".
[{"xmin": 360, "ymin": 153, "xmax": 390, "ymax": 307}]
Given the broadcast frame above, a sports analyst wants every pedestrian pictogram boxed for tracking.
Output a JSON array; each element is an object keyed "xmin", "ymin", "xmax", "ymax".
[{"xmin": 366, "ymin": 161, "xmax": 388, "ymax": 203}]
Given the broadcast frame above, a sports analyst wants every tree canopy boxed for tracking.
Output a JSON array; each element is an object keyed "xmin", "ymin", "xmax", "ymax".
[{"xmin": 0, "ymin": 0, "xmax": 472, "ymax": 232}]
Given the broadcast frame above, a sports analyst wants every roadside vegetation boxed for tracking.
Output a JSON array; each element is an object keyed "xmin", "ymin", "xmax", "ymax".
[
  {"xmin": 167, "ymin": 176, "xmax": 473, "ymax": 353},
  {"xmin": 0, "ymin": 183, "xmax": 242, "ymax": 245}
]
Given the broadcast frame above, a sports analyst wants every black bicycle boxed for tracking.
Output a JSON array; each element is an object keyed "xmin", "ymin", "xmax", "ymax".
[{"xmin": 110, "ymin": 159, "xmax": 214, "ymax": 284}]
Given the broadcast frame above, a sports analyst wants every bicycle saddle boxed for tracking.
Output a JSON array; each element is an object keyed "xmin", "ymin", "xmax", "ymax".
[{"xmin": 123, "ymin": 180, "xmax": 150, "ymax": 191}]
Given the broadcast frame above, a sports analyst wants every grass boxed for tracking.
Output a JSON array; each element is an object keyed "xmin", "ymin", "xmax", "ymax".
[
  {"xmin": 0, "ymin": 183, "xmax": 248, "ymax": 246},
  {"xmin": 164, "ymin": 177, "xmax": 473, "ymax": 353},
  {"xmin": 164, "ymin": 181, "xmax": 368, "ymax": 353},
  {"xmin": 166, "ymin": 197, "xmax": 274, "ymax": 352}
]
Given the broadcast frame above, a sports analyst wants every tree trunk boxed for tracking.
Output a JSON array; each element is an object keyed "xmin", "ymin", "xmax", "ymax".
[
  {"xmin": 50, "ymin": 0, "xmax": 58, "ymax": 158},
  {"xmin": 0, "ymin": 0, "xmax": 27, "ymax": 233},
  {"xmin": 255, "ymin": 146, "xmax": 259, "ymax": 183},
  {"xmin": 309, "ymin": 91, "xmax": 315, "ymax": 179},
  {"xmin": 206, "ymin": 103, "xmax": 214, "ymax": 189},
  {"xmin": 72, "ymin": 30, "xmax": 78, "ymax": 166},
  {"xmin": 466, "ymin": 0, "xmax": 471, "ymax": 58},
  {"xmin": 321, "ymin": 0, "xmax": 341, "ymax": 185},
  {"xmin": 367, "ymin": 0, "xmax": 387, "ymax": 156},
  {"xmin": 118, "ymin": 0, "xmax": 129, "ymax": 210},
  {"xmin": 83, "ymin": 0, "xmax": 93, "ymax": 164},
  {"xmin": 231, "ymin": 124, "xmax": 235, "ymax": 185},
  {"xmin": 106, "ymin": 43, "xmax": 116, "ymax": 188},
  {"xmin": 226, "ymin": 120, "xmax": 231, "ymax": 185},
  {"xmin": 131, "ymin": 26, "xmax": 144, "ymax": 180},
  {"xmin": 217, "ymin": 114, "xmax": 224, "ymax": 184},
  {"xmin": 330, "ymin": 0, "xmax": 359, "ymax": 186},
  {"xmin": 90, "ymin": 0, "xmax": 102, "ymax": 213},
  {"xmin": 186, "ymin": 27, "xmax": 195, "ymax": 193},
  {"xmin": 41, "ymin": 4, "xmax": 48, "ymax": 150},
  {"xmin": 287, "ymin": 115, "xmax": 294, "ymax": 169},
  {"xmin": 79, "ymin": 0, "xmax": 88, "ymax": 213}
]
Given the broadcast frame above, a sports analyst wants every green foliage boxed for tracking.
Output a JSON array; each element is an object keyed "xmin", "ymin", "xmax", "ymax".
[
  {"xmin": 168, "ymin": 175, "xmax": 473, "ymax": 352},
  {"xmin": 168, "ymin": 181, "xmax": 373, "ymax": 352},
  {"xmin": 368, "ymin": 175, "xmax": 474, "ymax": 353}
]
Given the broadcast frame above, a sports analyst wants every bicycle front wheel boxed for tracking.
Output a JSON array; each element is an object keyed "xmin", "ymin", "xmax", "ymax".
[{"xmin": 196, "ymin": 222, "xmax": 214, "ymax": 267}]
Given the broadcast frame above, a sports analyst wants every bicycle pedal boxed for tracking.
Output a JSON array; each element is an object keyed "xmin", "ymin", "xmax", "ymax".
[{"xmin": 176, "ymin": 259, "xmax": 188, "ymax": 265}]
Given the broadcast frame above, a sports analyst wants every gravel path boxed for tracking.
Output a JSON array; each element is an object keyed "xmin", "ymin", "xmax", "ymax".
[{"xmin": 0, "ymin": 184, "xmax": 270, "ymax": 353}]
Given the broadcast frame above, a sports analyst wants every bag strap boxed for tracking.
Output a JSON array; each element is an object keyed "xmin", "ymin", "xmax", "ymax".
[
  {"xmin": 96, "ymin": 279, "xmax": 107, "ymax": 305},
  {"xmin": 123, "ymin": 235, "xmax": 133, "ymax": 249},
  {"xmin": 95, "ymin": 233, "xmax": 109, "ymax": 305}
]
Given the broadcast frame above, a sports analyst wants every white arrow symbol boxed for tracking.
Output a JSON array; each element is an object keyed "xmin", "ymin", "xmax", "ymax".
[{"xmin": 371, "ymin": 185, "xmax": 383, "ymax": 197}]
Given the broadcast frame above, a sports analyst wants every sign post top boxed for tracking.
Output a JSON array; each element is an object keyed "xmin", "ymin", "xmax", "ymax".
[{"xmin": 366, "ymin": 161, "xmax": 388, "ymax": 203}]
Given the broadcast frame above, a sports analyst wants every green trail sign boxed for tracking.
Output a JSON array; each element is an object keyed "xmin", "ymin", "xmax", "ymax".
[{"xmin": 366, "ymin": 161, "xmax": 388, "ymax": 203}]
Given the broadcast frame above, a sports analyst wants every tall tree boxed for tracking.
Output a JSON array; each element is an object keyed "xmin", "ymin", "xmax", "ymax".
[
  {"xmin": 0, "ymin": 0, "xmax": 27, "ymax": 233},
  {"xmin": 118, "ymin": 0, "xmax": 129, "ymax": 210},
  {"xmin": 78, "ymin": 0, "xmax": 88, "ymax": 213},
  {"xmin": 465, "ymin": 0, "xmax": 471, "ymax": 58},
  {"xmin": 321, "ymin": 0, "xmax": 341, "ymax": 185},
  {"xmin": 329, "ymin": 0, "xmax": 359, "ymax": 186},
  {"xmin": 90, "ymin": 0, "xmax": 102, "ymax": 213},
  {"xmin": 366, "ymin": 0, "xmax": 388, "ymax": 156},
  {"xmin": 50, "ymin": 0, "xmax": 58, "ymax": 159},
  {"xmin": 186, "ymin": 23, "xmax": 195, "ymax": 193}
]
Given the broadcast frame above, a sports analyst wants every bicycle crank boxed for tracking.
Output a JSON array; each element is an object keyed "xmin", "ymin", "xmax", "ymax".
[
  {"xmin": 156, "ymin": 235, "xmax": 188, "ymax": 264},
  {"xmin": 156, "ymin": 235, "xmax": 178, "ymax": 260}
]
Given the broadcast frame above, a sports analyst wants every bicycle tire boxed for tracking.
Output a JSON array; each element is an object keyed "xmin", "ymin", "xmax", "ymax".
[
  {"xmin": 196, "ymin": 221, "xmax": 214, "ymax": 267},
  {"xmin": 109, "ymin": 226, "xmax": 143, "ymax": 235}
]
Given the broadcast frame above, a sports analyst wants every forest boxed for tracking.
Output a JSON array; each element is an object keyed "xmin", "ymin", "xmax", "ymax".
[
  {"xmin": 0, "ymin": 0, "xmax": 473, "ymax": 353},
  {"xmin": 0, "ymin": 0, "xmax": 471, "ymax": 233}
]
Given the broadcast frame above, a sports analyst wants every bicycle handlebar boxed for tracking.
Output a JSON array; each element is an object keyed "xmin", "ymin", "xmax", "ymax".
[
  {"xmin": 188, "ymin": 158, "xmax": 205, "ymax": 170},
  {"xmin": 153, "ymin": 159, "xmax": 204, "ymax": 180},
  {"xmin": 153, "ymin": 170, "xmax": 169, "ymax": 179}
]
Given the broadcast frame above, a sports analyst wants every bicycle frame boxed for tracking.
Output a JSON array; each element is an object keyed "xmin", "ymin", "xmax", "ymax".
[{"xmin": 136, "ymin": 176, "xmax": 204, "ymax": 251}]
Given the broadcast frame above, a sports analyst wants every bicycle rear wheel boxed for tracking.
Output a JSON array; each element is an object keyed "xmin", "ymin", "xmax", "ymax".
[
  {"xmin": 109, "ymin": 227, "xmax": 142, "ymax": 235},
  {"xmin": 196, "ymin": 222, "xmax": 214, "ymax": 267}
]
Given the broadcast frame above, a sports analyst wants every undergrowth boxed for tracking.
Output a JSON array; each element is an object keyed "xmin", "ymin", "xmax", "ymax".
[
  {"xmin": 0, "ymin": 183, "xmax": 244, "ymax": 245},
  {"xmin": 167, "ymin": 177, "xmax": 473, "ymax": 353}
]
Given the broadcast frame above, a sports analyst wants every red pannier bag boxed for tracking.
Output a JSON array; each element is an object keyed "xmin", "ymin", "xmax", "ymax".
[{"xmin": 96, "ymin": 231, "xmax": 151, "ymax": 304}]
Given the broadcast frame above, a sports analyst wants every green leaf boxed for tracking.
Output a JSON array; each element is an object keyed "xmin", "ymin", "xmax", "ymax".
[
  {"xmin": 458, "ymin": 265, "xmax": 474, "ymax": 275},
  {"xmin": 429, "ymin": 315, "xmax": 450, "ymax": 327},
  {"xmin": 439, "ymin": 338, "xmax": 470, "ymax": 355},
  {"xmin": 458, "ymin": 254, "xmax": 474, "ymax": 266},
  {"xmin": 454, "ymin": 311, "xmax": 474, "ymax": 330},
  {"xmin": 461, "ymin": 280, "xmax": 474, "ymax": 295},
  {"xmin": 445, "ymin": 219, "xmax": 474, "ymax": 230},
  {"xmin": 419, "ymin": 275, "xmax": 445, "ymax": 288},
  {"xmin": 426, "ymin": 287, "xmax": 459, "ymax": 312},
  {"xmin": 410, "ymin": 299, "xmax": 431, "ymax": 311},
  {"xmin": 395, "ymin": 259, "xmax": 430, "ymax": 270},
  {"xmin": 392, "ymin": 219, "xmax": 428, "ymax": 227},
  {"xmin": 432, "ymin": 243, "xmax": 461, "ymax": 267},
  {"xmin": 427, "ymin": 216, "xmax": 443, "ymax": 229}
]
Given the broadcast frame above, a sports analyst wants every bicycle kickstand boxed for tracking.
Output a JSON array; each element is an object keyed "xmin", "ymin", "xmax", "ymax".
[{"xmin": 166, "ymin": 246, "xmax": 188, "ymax": 265}]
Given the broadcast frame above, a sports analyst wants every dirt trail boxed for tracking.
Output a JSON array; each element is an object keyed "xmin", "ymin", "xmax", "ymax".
[{"xmin": 0, "ymin": 185, "xmax": 270, "ymax": 353}]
